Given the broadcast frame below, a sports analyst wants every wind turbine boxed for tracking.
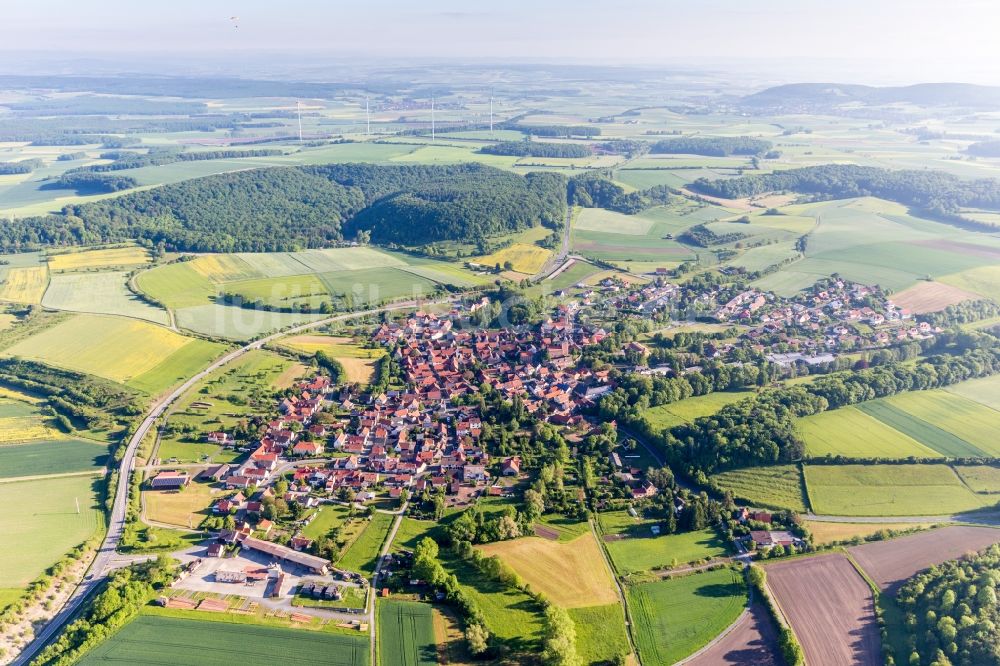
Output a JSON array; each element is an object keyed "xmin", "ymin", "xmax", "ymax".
[
  {"xmin": 431, "ymin": 97, "xmax": 435, "ymax": 142},
  {"xmin": 365, "ymin": 96, "xmax": 371, "ymax": 136},
  {"xmin": 296, "ymin": 101, "xmax": 303, "ymax": 142}
]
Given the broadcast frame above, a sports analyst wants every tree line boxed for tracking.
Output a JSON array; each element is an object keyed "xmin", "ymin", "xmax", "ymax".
[
  {"xmin": 479, "ymin": 141, "xmax": 592, "ymax": 158},
  {"xmin": 650, "ymin": 136, "xmax": 773, "ymax": 157}
]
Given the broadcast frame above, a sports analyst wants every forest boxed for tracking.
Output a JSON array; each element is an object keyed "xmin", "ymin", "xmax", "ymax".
[
  {"xmin": 691, "ymin": 164, "xmax": 1000, "ymax": 220},
  {"xmin": 72, "ymin": 148, "xmax": 284, "ymax": 172},
  {"xmin": 650, "ymin": 136, "xmax": 773, "ymax": 156},
  {"xmin": 0, "ymin": 163, "xmax": 566, "ymax": 252},
  {"xmin": 895, "ymin": 544, "xmax": 1000, "ymax": 665},
  {"xmin": 478, "ymin": 141, "xmax": 592, "ymax": 158}
]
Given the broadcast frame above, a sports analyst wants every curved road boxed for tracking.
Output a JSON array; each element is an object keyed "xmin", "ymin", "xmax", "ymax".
[{"xmin": 13, "ymin": 297, "xmax": 450, "ymax": 666}]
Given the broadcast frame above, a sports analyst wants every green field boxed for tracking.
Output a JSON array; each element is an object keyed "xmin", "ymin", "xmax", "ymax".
[
  {"xmin": 568, "ymin": 604, "xmax": 632, "ymax": 665},
  {"xmin": 954, "ymin": 465, "xmax": 1000, "ymax": 493},
  {"xmin": 798, "ymin": 406, "xmax": 942, "ymax": 458},
  {"xmin": 41, "ymin": 271, "xmax": 169, "ymax": 325},
  {"xmin": 78, "ymin": 615, "xmax": 370, "ymax": 666},
  {"xmin": 641, "ymin": 390, "xmax": 753, "ymax": 431},
  {"xmin": 599, "ymin": 512, "xmax": 728, "ymax": 574},
  {"xmin": 710, "ymin": 465, "xmax": 809, "ymax": 512},
  {"xmin": 0, "ymin": 439, "xmax": 109, "ymax": 478},
  {"xmin": 627, "ymin": 567, "xmax": 747, "ymax": 665},
  {"xmin": 2, "ymin": 314, "xmax": 224, "ymax": 394},
  {"xmin": 377, "ymin": 600, "xmax": 437, "ymax": 666},
  {"xmin": 804, "ymin": 464, "xmax": 998, "ymax": 516},
  {"xmin": 0, "ymin": 474, "xmax": 102, "ymax": 586},
  {"xmin": 338, "ymin": 512, "xmax": 395, "ymax": 576},
  {"xmin": 945, "ymin": 373, "xmax": 1000, "ymax": 411}
]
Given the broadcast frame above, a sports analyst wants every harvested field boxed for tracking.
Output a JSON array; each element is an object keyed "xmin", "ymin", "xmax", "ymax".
[
  {"xmin": 848, "ymin": 525, "xmax": 1000, "ymax": 593},
  {"xmin": 807, "ymin": 521, "xmax": 933, "ymax": 546},
  {"xmin": 766, "ymin": 553, "xmax": 879, "ymax": 666},
  {"xmin": 47, "ymin": 246, "xmax": 150, "ymax": 272},
  {"xmin": 0, "ymin": 266, "xmax": 48, "ymax": 303},
  {"xmin": 911, "ymin": 238, "xmax": 1000, "ymax": 260},
  {"xmin": 478, "ymin": 243, "xmax": 552, "ymax": 275},
  {"xmin": 685, "ymin": 602, "xmax": 780, "ymax": 666},
  {"xmin": 889, "ymin": 281, "xmax": 978, "ymax": 314},
  {"xmin": 478, "ymin": 532, "xmax": 617, "ymax": 608}
]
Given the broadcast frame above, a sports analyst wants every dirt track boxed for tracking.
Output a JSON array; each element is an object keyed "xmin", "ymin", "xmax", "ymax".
[
  {"xmin": 849, "ymin": 525, "xmax": 1000, "ymax": 593},
  {"xmin": 766, "ymin": 553, "xmax": 880, "ymax": 666},
  {"xmin": 686, "ymin": 602, "xmax": 780, "ymax": 666}
]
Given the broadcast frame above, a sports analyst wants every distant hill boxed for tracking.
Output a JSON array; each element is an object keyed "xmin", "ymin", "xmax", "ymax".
[{"xmin": 741, "ymin": 82, "xmax": 1000, "ymax": 112}]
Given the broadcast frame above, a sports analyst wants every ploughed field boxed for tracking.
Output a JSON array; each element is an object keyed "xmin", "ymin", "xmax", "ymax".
[{"xmin": 765, "ymin": 553, "xmax": 880, "ymax": 666}]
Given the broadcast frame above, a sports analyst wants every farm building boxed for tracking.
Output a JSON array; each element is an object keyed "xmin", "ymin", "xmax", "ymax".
[
  {"xmin": 242, "ymin": 536, "xmax": 329, "ymax": 574},
  {"xmin": 149, "ymin": 470, "xmax": 190, "ymax": 490},
  {"xmin": 216, "ymin": 568, "xmax": 247, "ymax": 583},
  {"xmin": 750, "ymin": 530, "xmax": 798, "ymax": 548}
]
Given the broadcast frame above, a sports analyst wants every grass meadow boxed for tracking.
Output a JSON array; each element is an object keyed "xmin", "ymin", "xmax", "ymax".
[
  {"xmin": 598, "ymin": 513, "xmax": 729, "ymax": 574},
  {"xmin": 337, "ymin": 512, "xmax": 395, "ymax": 577},
  {"xmin": 568, "ymin": 603, "xmax": 632, "ymax": 664},
  {"xmin": 640, "ymin": 390, "xmax": 753, "ymax": 432},
  {"xmin": 41, "ymin": 271, "xmax": 170, "ymax": 324},
  {"xmin": 627, "ymin": 567, "xmax": 747, "ymax": 665}
]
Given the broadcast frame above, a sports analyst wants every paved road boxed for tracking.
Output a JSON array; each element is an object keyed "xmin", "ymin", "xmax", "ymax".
[
  {"xmin": 12, "ymin": 297, "xmax": 449, "ymax": 666},
  {"xmin": 531, "ymin": 205, "xmax": 574, "ymax": 282}
]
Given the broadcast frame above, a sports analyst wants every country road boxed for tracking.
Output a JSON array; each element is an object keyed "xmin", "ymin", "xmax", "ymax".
[{"xmin": 12, "ymin": 296, "xmax": 451, "ymax": 666}]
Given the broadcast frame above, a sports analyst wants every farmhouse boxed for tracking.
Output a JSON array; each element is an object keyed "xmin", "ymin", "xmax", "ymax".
[{"xmin": 241, "ymin": 536, "xmax": 329, "ymax": 574}]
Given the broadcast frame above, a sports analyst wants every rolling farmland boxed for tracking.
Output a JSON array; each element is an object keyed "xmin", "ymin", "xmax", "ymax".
[
  {"xmin": 798, "ymin": 406, "xmax": 942, "ymax": 458},
  {"xmin": 47, "ymin": 246, "xmax": 150, "ymax": 272},
  {"xmin": 0, "ymin": 439, "xmax": 109, "ymax": 478},
  {"xmin": 41, "ymin": 271, "xmax": 170, "ymax": 324},
  {"xmin": 627, "ymin": 567, "xmax": 747, "ymax": 665},
  {"xmin": 765, "ymin": 553, "xmax": 880, "ymax": 666},
  {"xmin": 686, "ymin": 603, "xmax": 780, "ymax": 666},
  {"xmin": 2, "ymin": 314, "xmax": 224, "ymax": 393},
  {"xmin": 77, "ymin": 615, "xmax": 370, "ymax": 665},
  {"xmin": 0, "ymin": 266, "xmax": 48, "ymax": 303},
  {"xmin": 567, "ymin": 604, "xmax": 632, "ymax": 664},
  {"xmin": 377, "ymin": 600, "xmax": 437, "ymax": 666},
  {"xmin": 598, "ymin": 513, "xmax": 729, "ymax": 574},
  {"xmin": 338, "ymin": 512, "xmax": 395, "ymax": 576}
]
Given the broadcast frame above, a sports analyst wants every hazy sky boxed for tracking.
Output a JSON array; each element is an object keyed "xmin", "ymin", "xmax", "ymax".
[{"xmin": 2, "ymin": 0, "xmax": 998, "ymax": 82}]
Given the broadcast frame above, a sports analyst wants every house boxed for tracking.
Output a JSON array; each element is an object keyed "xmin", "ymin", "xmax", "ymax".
[
  {"xmin": 206, "ymin": 543, "xmax": 223, "ymax": 558},
  {"xmin": 292, "ymin": 440, "xmax": 324, "ymax": 457},
  {"xmin": 501, "ymin": 456, "xmax": 521, "ymax": 476},
  {"xmin": 462, "ymin": 465, "xmax": 487, "ymax": 483},
  {"xmin": 149, "ymin": 470, "xmax": 189, "ymax": 490},
  {"xmin": 206, "ymin": 432, "xmax": 234, "ymax": 445}
]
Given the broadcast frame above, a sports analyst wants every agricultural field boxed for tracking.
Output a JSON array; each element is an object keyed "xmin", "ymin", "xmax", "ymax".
[
  {"xmin": 377, "ymin": 600, "xmax": 437, "ymax": 666},
  {"xmin": 143, "ymin": 480, "xmax": 219, "ymax": 528},
  {"xmin": 798, "ymin": 406, "xmax": 941, "ymax": 459},
  {"xmin": 803, "ymin": 464, "xmax": 997, "ymax": 516},
  {"xmin": 953, "ymin": 465, "xmax": 1000, "ymax": 493},
  {"xmin": 478, "ymin": 532, "xmax": 618, "ymax": 608},
  {"xmin": 0, "ymin": 439, "xmax": 109, "ymax": 479},
  {"xmin": 77, "ymin": 615, "xmax": 370, "ymax": 666},
  {"xmin": 640, "ymin": 390, "xmax": 753, "ymax": 432},
  {"xmin": 848, "ymin": 525, "xmax": 1000, "ymax": 592},
  {"xmin": 477, "ymin": 243, "xmax": 552, "ymax": 275},
  {"xmin": 279, "ymin": 334, "xmax": 386, "ymax": 384},
  {"xmin": 858, "ymin": 390, "xmax": 1000, "ymax": 457},
  {"xmin": 545, "ymin": 259, "xmax": 602, "ymax": 291},
  {"xmin": 765, "ymin": 553, "xmax": 880, "ymax": 666},
  {"xmin": 41, "ymin": 271, "xmax": 170, "ymax": 324},
  {"xmin": 0, "ymin": 265, "xmax": 48, "ymax": 303},
  {"xmin": 338, "ymin": 512, "xmax": 395, "ymax": 576},
  {"xmin": 806, "ymin": 521, "xmax": 935, "ymax": 546},
  {"xmin": 440, "ymin": 550, "xmax": 544, "ymax": 652},
  {"xmin": 686, "ymin": 602, "xmax": 781, "ymax": 666},
  {"xmin": 136, "ymin": 246, "xmax": 477, "ymax": 338},
  {"xmin": 0, "ymin": 474, "xmax": 102, "ymax": 587},
  {"xmin": 155, "ymin": 350, "xmax": 295, "ymax": 463},
  {"xmin": 627, "ymin": 567, "xmax": 747, "ymax": 665},
  {"xmin": 944, "ymin": 373, "xmax": 1000, "ymax": 411},
  {"xmin": 710, "ymin": 466, "xmax": 808, "ymax": 512},
  {"xmin": 47, "ymin": 245, "xmax": 151, "ymax": 272},
  {"xmin": 887, "ymin": 280, "xmax": 978, "ymax": 314},
  {"xmin": 599, "ymin": 512, "xmax": 729, "ymax": 574},
  {"xmin": 567, "ymin": 604, "xmax": 632, "ymax": 665},
  {"xmin": 1, "ymin": 314, "xmax": 224, "ymax": 394}
]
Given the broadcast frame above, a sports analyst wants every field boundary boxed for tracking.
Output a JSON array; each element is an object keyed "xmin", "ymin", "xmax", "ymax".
[{"xmin": 587, "ymin": 517, "xmax": 638, "ymax": 662}]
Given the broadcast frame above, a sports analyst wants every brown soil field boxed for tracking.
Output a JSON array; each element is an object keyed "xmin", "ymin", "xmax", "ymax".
[
  {"xmin": 889, "ymin": 281, "xmax": 978, "ymax": 314},
  {"xmin": 766, "ymin": 553, "xmax": 880, "ymax": 666},
  {"xmin": 533, "ymin": 525, "xmax": 559, "ymax": 540},
  {"xmin": 848, "ymin": 525, "xmax": 1000, "ymax": 593},
  {"xmin": 686, "ymin": 602, "xmax": 780, "ymax": 666},
  {"xmin": 911, "ymin": 238, "xmax": 1000, "ymax": 260}
]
